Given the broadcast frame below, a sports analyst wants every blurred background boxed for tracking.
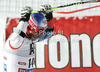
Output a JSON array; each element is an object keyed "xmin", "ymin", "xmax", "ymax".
[{"xmin": 0, "ymin": 0, "xmax": 100, "ymax": 14}]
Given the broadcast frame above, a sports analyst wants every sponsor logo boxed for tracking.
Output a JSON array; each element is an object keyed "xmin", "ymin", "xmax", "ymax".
[
  {"xmin": 18, "ymin": 68, "xmax": 33, "ymax": 72},
  {"xmin": 4, "ymin": 64, "xmax": 7, "ymax": 72},
  {"xmin": 42, "ymin": 20, "xmax": 47, "ymax": 25},
  {"xmin": 18, "ymin": 68, "xmax": 27, "ymax": 72},
  {"xmin": 3, "ymin": 56, "xmax": 7, "ymax": 60},
  {"xmin": 27, "ymin": 68, "xmax": 33, "ymax": 72},
  {"xmin": 18, "ymin": 62, "xmax": 26, "ymax": 66}
]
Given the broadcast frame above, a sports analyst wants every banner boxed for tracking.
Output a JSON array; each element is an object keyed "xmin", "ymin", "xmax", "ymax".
[{"xmin": 6, "ymin": 15, "xmax": 100, "ymax": 72}]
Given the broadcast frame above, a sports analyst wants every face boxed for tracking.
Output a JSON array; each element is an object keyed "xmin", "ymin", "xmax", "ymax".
[{"xmin": 27, "ymin": 27, "xmax": 47, "ymax": 41}]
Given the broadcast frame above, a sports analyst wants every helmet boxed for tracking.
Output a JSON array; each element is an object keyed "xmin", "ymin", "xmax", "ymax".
[{"xmin": 27, "ymin": 13, "xmax": 47, "ymax": 35}]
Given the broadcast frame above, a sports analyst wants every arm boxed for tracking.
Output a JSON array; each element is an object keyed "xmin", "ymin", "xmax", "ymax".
[
  {"xmin": 8, "ymin": 6, "xmax": 32, "ymax": 49},
  {"xmin": 38, "ymin": 5, "xmax": 54, "ymax": 42}
]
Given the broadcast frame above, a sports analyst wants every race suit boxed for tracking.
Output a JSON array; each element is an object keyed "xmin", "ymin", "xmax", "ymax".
[{"xmin": 3, "ymin": 13, "xmax": 54, "ymax": 72}]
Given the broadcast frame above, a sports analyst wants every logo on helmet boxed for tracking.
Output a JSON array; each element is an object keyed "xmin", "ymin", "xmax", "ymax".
[{"xmin": 42, "ymin": 20, "xmax": 47, "ymax": 25}]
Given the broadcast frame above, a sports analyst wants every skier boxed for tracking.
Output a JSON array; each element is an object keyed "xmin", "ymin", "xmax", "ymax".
[{"xmin": 3, "ymin": 5, "xmax": 54, "ymax": 72}]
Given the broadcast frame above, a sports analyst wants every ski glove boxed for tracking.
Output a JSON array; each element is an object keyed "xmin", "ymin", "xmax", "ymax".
[
  {"xmin": 20, "ymin": 6, "xmax": 33, "ymax": 22},
  {"xmin": 40, "ymin": 4, "xmax": 53, "ymax": 21}
]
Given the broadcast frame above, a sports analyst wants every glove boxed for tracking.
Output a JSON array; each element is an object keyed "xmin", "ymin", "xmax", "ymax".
[
  {"xmin": 20, "ymin": 6, "xmax": 33, "ymax": 22},
  {"xmin": 40, "ymin": 4, "xmax": 53, "ymax": 21},
  {"xmin": 40, "ymin": 4, "xmax": 53, "ymax": 13}
]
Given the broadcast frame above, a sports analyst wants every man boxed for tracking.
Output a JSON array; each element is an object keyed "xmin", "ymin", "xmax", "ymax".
[{"xmin": 3, "ymin": 5, "xmax": 54, "ymax": 72}]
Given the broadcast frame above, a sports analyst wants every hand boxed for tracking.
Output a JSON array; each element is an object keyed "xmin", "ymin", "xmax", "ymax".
[
  {"xmin": 40, "ymin": 4, "xmax": 53, "ymax": 14},
  {"xmin": 20, "ymin": 6, "xmax": 33, "ymax": 21},
  {"xmin": 40, "ymin": 5, "xmax": 53, "ymax": 21}
]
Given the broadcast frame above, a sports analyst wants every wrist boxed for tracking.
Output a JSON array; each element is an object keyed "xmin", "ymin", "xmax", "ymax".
[{"xmin": 45, "ymin": 12, "xmax": 53, "ymax": 21}]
